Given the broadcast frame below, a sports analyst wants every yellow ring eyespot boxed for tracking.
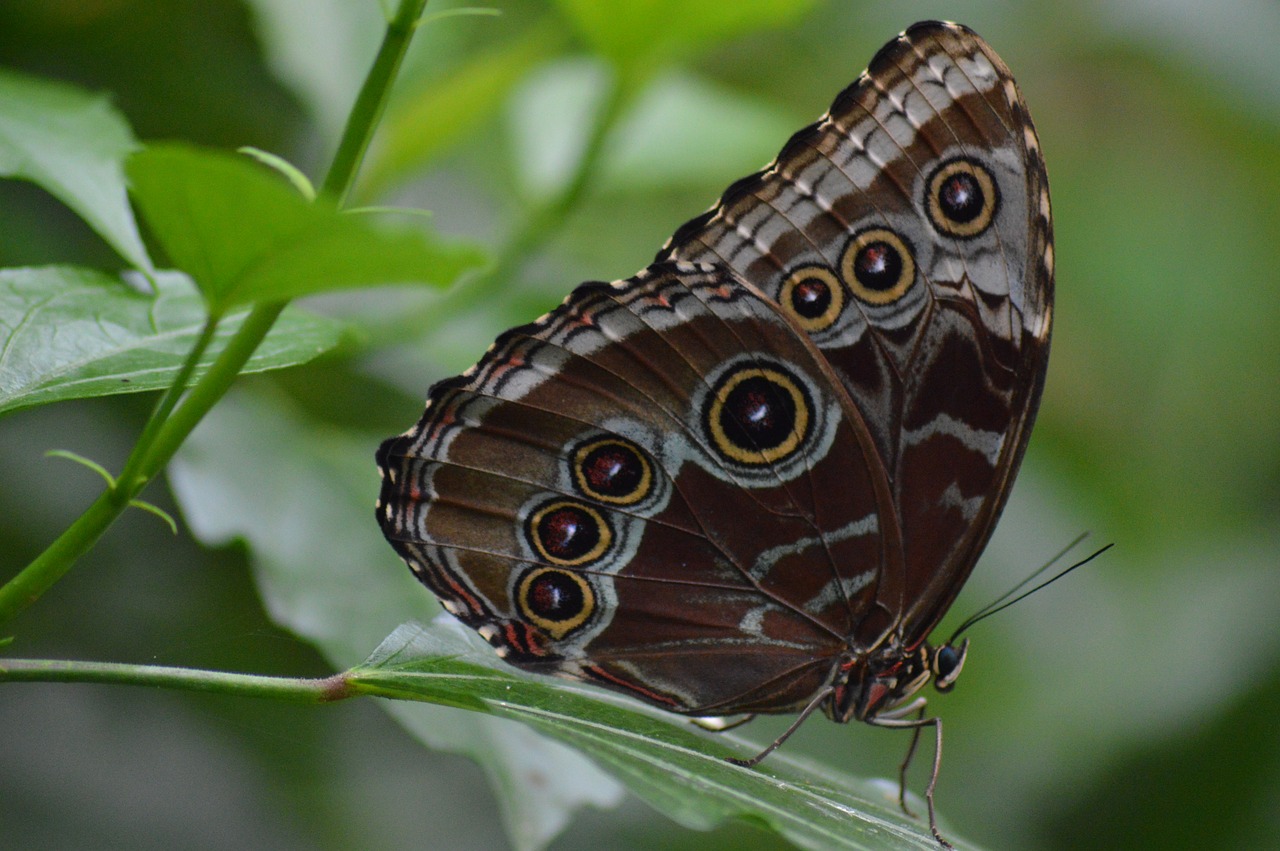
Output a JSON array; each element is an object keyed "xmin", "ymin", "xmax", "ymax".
[
  {"xmin": 926, "ymin": 157, "xmax": 999, "ymax": 238},
  {"xmin": 527, "ymin": 500, "xmax": 612, "ymax": 566},
  {"xmin": 705, "ymin": 365, "xmax": 811, "ymax": 466},
  {"xmin": 778, "ymin": 265, "xmax": 846, "ymax": 332},
  {"xmin": 572, "ymin": 438, "xmax": 652, "ymax": 506},
  {"xmin": 840, "ymin": 228, "xmax": 916, "ymax": 306},
  {"xmin": 516, "ymin": 567, "xmax": 594, "ymax": 639}
]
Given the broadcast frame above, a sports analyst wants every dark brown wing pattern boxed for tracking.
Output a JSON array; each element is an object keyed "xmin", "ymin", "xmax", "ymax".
[
  {"xmin": 378, "ymin": 263, "xmax": 898, "ymax": 715},
  {"xmin": 658, "ymin": 20, "xmax": 1052, "ymax": 650}
]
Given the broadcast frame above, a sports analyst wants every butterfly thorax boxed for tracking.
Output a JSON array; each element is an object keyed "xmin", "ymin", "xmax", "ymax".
[{"xmin": 825, "ymin": 638, "xmax": 968, "ymax": 724}]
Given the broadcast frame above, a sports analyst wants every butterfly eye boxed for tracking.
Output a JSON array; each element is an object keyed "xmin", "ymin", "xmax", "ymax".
[
  {"xmin": 516, "ymin": 567, "xmax": 595, "ymax": 638},
  {"xmin": 705, "ymin": 364, "xmax": 812, "ymax": 466},
  {"xmin": 572, "ymin": 438, "xmax": 652, "ymax": 505},
  {"xmin": 527, "ymin": 500, "xmax": 612, "ymax": 566},
  {"xmin": 926, "ymin": 157, "xmax": 1000, "ymax": 238},
  {"xmin": 779, "ymin": 265, "xmax": 846, "ymax": 332},
  {"xmin": 841, "ymin": 228, "xmax": 916, "ymax": 305},
  {"xmin": 932, "ymin": 639, "xmax": 969, "ymax": 692}
]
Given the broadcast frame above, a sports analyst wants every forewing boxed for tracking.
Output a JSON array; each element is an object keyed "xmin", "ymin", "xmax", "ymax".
[{"xmin": 659, "ymin": 21, "xmax": 1053, "ymax": 646}]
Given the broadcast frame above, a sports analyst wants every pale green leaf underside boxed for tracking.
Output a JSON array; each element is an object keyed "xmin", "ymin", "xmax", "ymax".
[
  {"xmin": 0, "ymin": 266, "xmax": 348, "ymax": 417},
  {"xmin": 0, "ymin": 68, "xmax": 154, "ymax": 272}
]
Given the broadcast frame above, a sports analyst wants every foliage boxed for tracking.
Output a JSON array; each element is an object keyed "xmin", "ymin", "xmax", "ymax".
[{"xmin": 2, "ymin": 2, "xmax": 1279, "ymax": 850}]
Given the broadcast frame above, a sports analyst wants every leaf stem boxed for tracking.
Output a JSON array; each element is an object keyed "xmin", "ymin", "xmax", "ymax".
[
  {"xmin": 0, "ymin": 0, "xmax": 432, "ymax": 625},
  {"xmin": 0, "ymin": 489, "xmax": 121, "ymax": 620},
  {"xmin": 321, "ymin": 0, "xmax": 431, "ymax": 204},
  {"xmin": 117, "ymin": 312, "xmax": 221, "ymax": 491},
  {"xmin": 134, "ymin": 302, "xmax": 287, "ymax": 481},
  {"xmin": 0, "ymin": 657, "xmax": 355, "ymax": 702}
]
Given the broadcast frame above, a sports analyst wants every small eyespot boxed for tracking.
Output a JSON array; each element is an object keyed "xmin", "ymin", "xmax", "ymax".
[
  {"xmin": 926, "ymin": 157, "xmax": 999, "ymax": 238},
  {"xmin": 516, "ymin": 567, "xmax": 594, "ymax": 639},
  {"xmin": 527, "ymin": 501, "xmax": 611, "ymax": 566},
  {"xmin": 840, "ymin": 228, "xmax": 916, "ymax": 305},
  {"xmin": 572, "ymin": 438, "xmax": 652, "ymax": 506},
  {"xmin": 705, "ymin": 364, "xmax": 812, "ymax": 466},
  {"xmin": 779, "ymin": 265, "xmax": 845, "ymax": 332}
]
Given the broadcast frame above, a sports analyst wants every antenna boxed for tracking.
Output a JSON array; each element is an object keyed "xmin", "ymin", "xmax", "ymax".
[{"xmin": 948, "ymin": 535, "xmax": 1112, "ymax": 644}]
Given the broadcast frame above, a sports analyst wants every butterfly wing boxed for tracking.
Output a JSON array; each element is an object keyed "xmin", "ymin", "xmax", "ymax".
[
  {"xmin": 659, "ymin": 21, "xmax": 1053, "ymax": 648},
  {"xmin": 377, "ymin": 262, "xmax": 899, "ymax": 715},
  {"xmin": 378, "ymin": 21, "xmax": 1052, "ymax": 717}
]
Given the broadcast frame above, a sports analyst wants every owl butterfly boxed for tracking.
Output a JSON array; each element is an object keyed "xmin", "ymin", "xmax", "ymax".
[{"xmin": 377, "ymin": 20, "xmax": 1051, "ymax": 848}]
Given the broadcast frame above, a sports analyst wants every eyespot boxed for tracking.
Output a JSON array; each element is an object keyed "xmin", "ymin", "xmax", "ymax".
[
  {"xmin": 704, "ymin": 364, "xmax": 812, "ymax": 466},
  {"xmin": 572, "ymin": 438, "xmax": 652, "ymax": 506},
  {"xmin": 516, "ymin": 567, "xmax": 594, "ymax": 639},
  {"xmin": 840, "ymin": 228, "xmax": 916, "ymax": 305},
  {"xmin": 527, "ymin": 500, "xmax": 611, "ymax": 566},
  {"xmin": 778, "ymin": 265, "xmax": 845, "ymax": 332},
  {"xmin": 926, "ymin": 157, "xmax": 1000, "ymax": 238}
]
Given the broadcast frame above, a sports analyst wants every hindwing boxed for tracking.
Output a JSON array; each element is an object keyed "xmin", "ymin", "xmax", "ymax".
[{"xmin": 379, "ymin": 263, "xmax": 899, "ymax": 714}]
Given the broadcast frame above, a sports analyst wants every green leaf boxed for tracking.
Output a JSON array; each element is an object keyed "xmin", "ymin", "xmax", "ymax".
[
  {"xmin": 126, "ymin": 144, "xmax": 486, "ymax": 314},
  {"xmin": 0, "ymin": 68, "xmax": 154, "ymax": 272},
  {"xmin": 352, "ymin": 624, "xmax": 966, "ymax": 851},
  {"xmin": 166, "ymin": 389, "xmax": 624, "ymax": 850},
  {"xmin": 554, "ymin": 0, "xmax": 817, "ymax": 72},
  {"xmin": 0, "ymin": 266, "xmax": 348, "ymax": 417}
]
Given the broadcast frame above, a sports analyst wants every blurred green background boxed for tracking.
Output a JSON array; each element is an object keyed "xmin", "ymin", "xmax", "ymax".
[{"xmin": 2, "ymin": 0, "xmax": 1278, "ymax": 848}]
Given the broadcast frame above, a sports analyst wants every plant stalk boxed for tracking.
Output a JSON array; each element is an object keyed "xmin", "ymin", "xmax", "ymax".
[
  {"xmin": 0, "ymin": 0, "xmax": 433, "ymax": 626},
  {"xmin": 322, "ymin": 0, "xmax": 431, "ymax": 204},
  {"xmin": 0, "ymin": 657, "xmax": 355, "ymax": 702}
]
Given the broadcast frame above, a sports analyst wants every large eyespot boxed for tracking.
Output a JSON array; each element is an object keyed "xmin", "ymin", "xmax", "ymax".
[
  {"xmin": 527, "ymin": 500, "xmax": 611, "ymax": 566},
  {"xmin": 516, "ymin": 567, "xmax": 594, "ymax": 639},
  {"xmin": 705, "ymin": 364, "xmax": 812, "ymax": 466},
  {"xmin": 926, "ymin": 157, "xmax": 999, "ymax": 238},
  {"xmin": 572, "ymin": 438, "xmax": 653, "ymax": 506},
  {"xmin": 779, "ymin": 265, "xmax": 845, "ymax": 332},
  {"xmin": 840, "ymin": 228, "xmax": 916, "ymax": 305}
]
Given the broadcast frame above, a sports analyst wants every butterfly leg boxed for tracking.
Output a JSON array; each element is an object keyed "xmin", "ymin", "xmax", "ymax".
[
  {"xmin": 725, "ymin": 686, "xmax": 832, "ymax": 768},
  {"xmin": 870, "ymin": 703, "xmax": 949, "ymax": 849},
  {"xmin": 894, "ymin": 704, "xmax": 927, "ymax": 816}
]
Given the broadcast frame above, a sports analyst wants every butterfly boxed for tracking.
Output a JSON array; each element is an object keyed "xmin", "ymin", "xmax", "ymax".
[{"xmin": 376, "ymin": 20, "xmax": 1052, "ymax": 847}]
